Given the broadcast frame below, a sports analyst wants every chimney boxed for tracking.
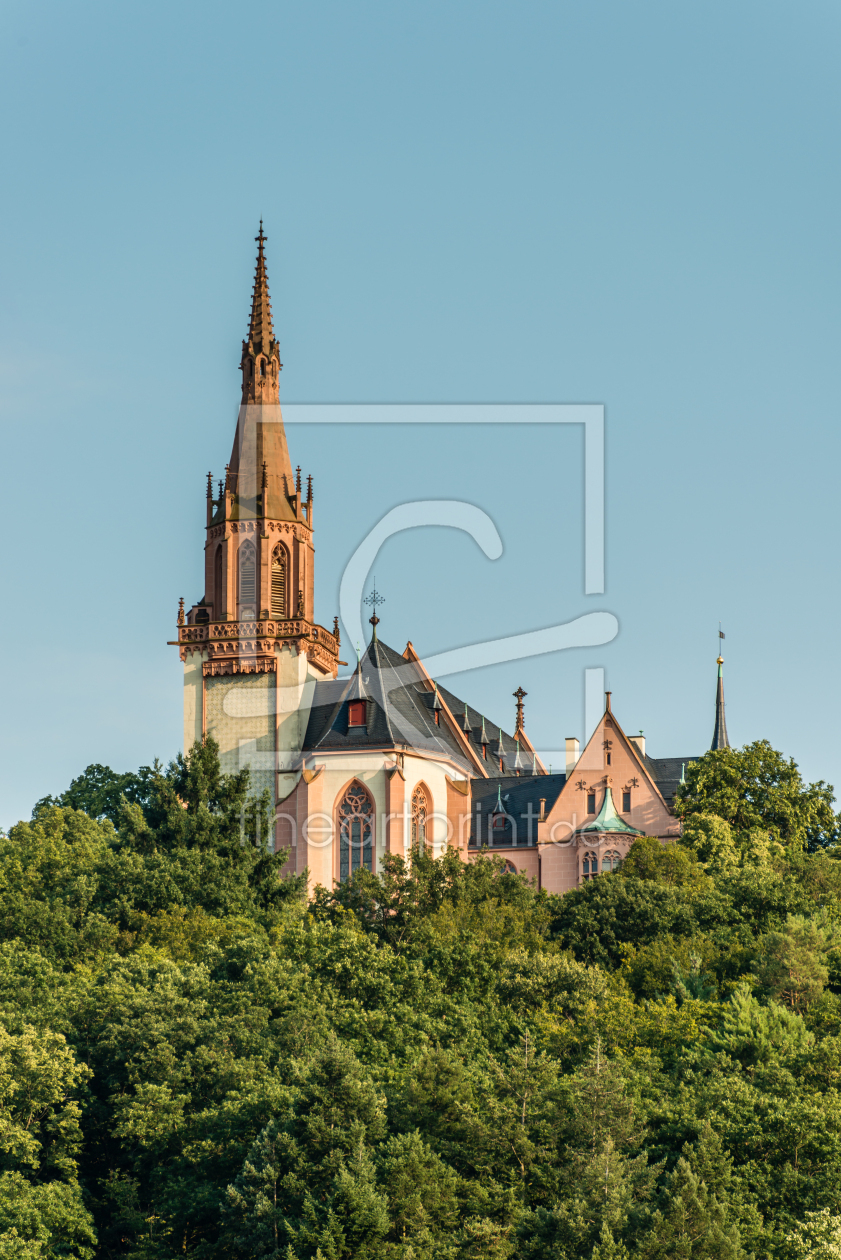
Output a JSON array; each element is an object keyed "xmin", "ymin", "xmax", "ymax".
[
  {"xmin": 565, "ymin": 737, "xmax": 580, "ymax": 776},
  {"xmin": 629, "ymin": 733, "xmax": 646, "ymax": 758}
]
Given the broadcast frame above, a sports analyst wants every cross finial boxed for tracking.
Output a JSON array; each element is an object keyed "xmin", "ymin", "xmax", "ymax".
[{"xmin": 364, "ymin": 579, "xmax": 385, "ymax": 633}]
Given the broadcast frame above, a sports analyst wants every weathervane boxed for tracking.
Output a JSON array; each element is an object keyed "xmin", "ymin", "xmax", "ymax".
[{"xmin": 364, "ymin": 579, "xmax": 385, "ymax": 632}]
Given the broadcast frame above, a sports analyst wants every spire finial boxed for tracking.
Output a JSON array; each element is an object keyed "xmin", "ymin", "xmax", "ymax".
[
  {"xmin": 177, "ymin": 597, "xmax": 185, "ymax": 626},
  {"xmin": 206, "ymin": 471, "xmax": 213, "ymax": 499},
  {"xmin": 364, "ymin": 579, "xmax": 385, "ymax": 639},
  {"xmin": 513, "ymin": 686, "xmax": 527, "ymax": 733},
  {"xmin": 333, "ymin": 615, "xmax": 341, "ymax": 644},
  {"xmin": 605, "ymin": 691, "xmax": 612, "ymax": 712}
]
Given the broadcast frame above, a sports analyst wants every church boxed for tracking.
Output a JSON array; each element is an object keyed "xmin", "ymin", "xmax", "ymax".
[{"xmin": 174, "ymin": 230, "xmax": 730, "ymax": 896}]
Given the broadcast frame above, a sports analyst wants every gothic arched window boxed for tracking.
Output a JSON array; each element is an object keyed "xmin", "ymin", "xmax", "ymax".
[
  {"xmin": 214, "ymin": 545, "xmax": 223, "ymax": 618},
  {"xmin": 271, "ymin": 546, "xmax": 286, "ymax": 618},
  {"xmin": 238, "ymin": 542, "xmax": 256, "ymax": 617},
  {"xmin": 602, "ymin": 849, "xmax": 622, "ymax": 873},
  {"xmin": 582, "ymin": 851, "xmax": 598, "ymax": 881},
  {"xmin": 411, "ymin": 783, "xmax": 430, "ymax": 848},
  {"xmin": 338, "ymin": 781, "xmax": 374, "ymax": 881}
]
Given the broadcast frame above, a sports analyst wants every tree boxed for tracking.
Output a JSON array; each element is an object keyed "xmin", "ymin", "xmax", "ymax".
[{"xmin": 675, "ymin": 741, "xmax": 839, "ymax": 852}]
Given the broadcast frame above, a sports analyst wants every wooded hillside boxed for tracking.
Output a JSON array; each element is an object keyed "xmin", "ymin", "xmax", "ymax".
[{"xmin": 3, "ymin": 737, "xmax": 841, "ymax": 1258}]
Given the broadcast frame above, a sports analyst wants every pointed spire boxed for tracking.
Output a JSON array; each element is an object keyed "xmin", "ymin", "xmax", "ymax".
[
  {"xmin": 462, "ymin": 704, "xmax": 472, "ymax": 735},
  {"xmin": 711, "ymin": 654, "xmax": 730, "ymax": 750},
  {"xmin": 248, "ymin": 222, "xmax": 275, "ymax": 355},
  {"xmin": 480, "ymin": 717, "xmax": 489, "ymax": 759},
  {"xmin": 514, "ymin": 739, "xmax": 522, "ymax": 775},
  {"xmin": 513, "ymin": 686, "xmax": 527, "ymax": 734},
  {"xmin": 532, "ymin": 751, "xmax": 538, "ymax": 776},
  {"xmin": 239, "ymin": 221, "xmax": 283, "ymax": 406}
]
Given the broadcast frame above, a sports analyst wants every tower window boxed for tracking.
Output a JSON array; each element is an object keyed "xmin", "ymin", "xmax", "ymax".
[
  {"xmin": 622, "ymin": 790, "xmax": 631, "ymax": 813},
  {"xmin": 587, "ymin": 792, "xmax": 596, "ymax": 815},
  {"xmin": 582, "ymin": 851, "xmax": 598, "ymax": 881},
  {"xmin": 348, "ymin": 701, "xmax": 366, "ymax": 728},
  {"xmin": 602, "ymin": 849, "xmax": 622, "ymax": 873},
  {"xmin": 271, "ymin": 548, "xmax": 286, "ymax": 618},
  {"xmin": 606, "ymin": 752, "xmax": 611, "ymax": 765},
  {"xmin": 238, "ymin": 542, "xmax": 256, "ymax": 615},
  {"xmin": 214, "ymin": 544, "xmax": 223, "ymax": 617},
  {"xmin": 260, "ymin": 359, "xmax": 266, "ymax": 377}
]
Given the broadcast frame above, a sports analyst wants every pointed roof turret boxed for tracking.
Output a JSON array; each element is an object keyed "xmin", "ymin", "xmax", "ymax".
[
  {"xmin": 579, "ymin": 785, "xmax": 642, "ymax": 835},
  {"xmin": 248, "ymin": 221, "xmax": 275, "ymax": 356},
  {"xmin": 226, "ymin": 225, "xmax": 296, "ymax": 518},
  {"xmin": 239, "ymin": 222, "xmax": 283, "ymax": 407},
  {"xmin": 711, "ymin": 655, "xmax": 730, "ymax": 750}
]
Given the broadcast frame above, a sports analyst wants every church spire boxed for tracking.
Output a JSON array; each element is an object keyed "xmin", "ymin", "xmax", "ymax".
[
  {"xmin": 711, "ymin": 654, "xmax": 730, "ymax": 750},
  {"xmin": 240, "ymin": 221, "xmax": 282, "ymax": 405}
]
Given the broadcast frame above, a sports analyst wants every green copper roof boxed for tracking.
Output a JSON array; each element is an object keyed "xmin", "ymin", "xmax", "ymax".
[{"xmin": 579, "ymin": 785, "xmax": 642, "ymax": 835}]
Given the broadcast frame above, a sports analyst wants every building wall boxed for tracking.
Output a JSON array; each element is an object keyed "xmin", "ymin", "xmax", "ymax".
[
  {"xmin": 205, "ymin": 671, "xmax": 275, "ymax": 801},
  {"xmin": 537, "ymin": 708, "xmax": 679, "ymax": 895}
]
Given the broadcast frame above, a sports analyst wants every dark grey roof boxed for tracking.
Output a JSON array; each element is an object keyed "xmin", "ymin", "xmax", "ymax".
[
  {"xmin": 469, "ymin": 774, "xmax": 567, "ymax": 845},
  {"xmin": 644, "ymin": 755, "xmax": 699, "ymax": 807},
  {"xmin": 303, "ymin": 638, "xmax": 472, "ymax": 768},
  {"xmin": 436, "ymin": 683, "xmax": 535, "ymax": 779}
]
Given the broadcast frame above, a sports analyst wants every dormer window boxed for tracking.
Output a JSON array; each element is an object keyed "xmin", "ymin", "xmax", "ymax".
[{"xmin": 348, "ymin": 701, "xmax": 366, "ymax": 728}]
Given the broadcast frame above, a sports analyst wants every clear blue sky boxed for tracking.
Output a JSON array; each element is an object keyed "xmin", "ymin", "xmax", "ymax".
[{"xmin": 1, "ymin": 0, "xmax": 840, "ymax": 826}]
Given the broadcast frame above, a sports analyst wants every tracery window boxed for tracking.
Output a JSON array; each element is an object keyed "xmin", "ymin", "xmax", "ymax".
[
  {"xmin": 338, "ymin": 781, "xmax": 374, "ymax": 881},
  {"xmin": 238, "ymin": 542, "xmax": 256, "ymax": 616},
  {"xmin": 271, "ymin": 546, "xmax": 286, "ymax": 618},
  {"xmin": 602, "ymin": 849, "xmax": 622, "ymax": 873},
  {"xmin": 411, "ymin": 783, "xmax": 430, "ymax": 847},
  {"xmin": 582, "ymin": 851, "xmax": 598, "ymax": 881},
  {"xmin": 502, "ymin": 859, "xmax": 517, "ymax": 875}
]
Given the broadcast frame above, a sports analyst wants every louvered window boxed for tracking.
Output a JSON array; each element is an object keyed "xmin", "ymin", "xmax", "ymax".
[
  {"xmin": 238, "ymin": 543, "xmax": 256, "ymax": 606},
  {"xmin": 214, "ymin": 545, "xmax": 223, "ymax": 617},
  {"xmin": 271, "ymin": 550, "xmax": 286, "ymax": 617}
]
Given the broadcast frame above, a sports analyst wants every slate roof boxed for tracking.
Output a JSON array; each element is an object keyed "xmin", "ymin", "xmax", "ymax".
[
  {"xmin": 643, "ymin": 755, "xmax": 699, "ymax": 807},
  {"xmin": 303, "ymin": 638, "xmax": 547, "ymax": 780},
  {"xmin": 469, "ymin": 774, "xmax": 567, "ymax": 846},
  {"xmin": 436, "ymin": 683, "xmax": 536, "ymax": 779},
  {"xmin": 303, "ymin": 638, "xmax": 472, "ymax": 768}
]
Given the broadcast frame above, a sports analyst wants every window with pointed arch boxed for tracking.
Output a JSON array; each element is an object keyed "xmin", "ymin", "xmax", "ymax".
[
  {"xmin": 238, "ymin": 541, "xmax": 256, "ymax": 617},
  {"xmin": 582, "ymin": 850, "xmax": 599, "ymax": 881},
  {"xmin": 601, "ymin": 849, "xmax": 622, "ymax": 873},
  {"xmin": 271, "ymin": 545, "xmax": 287, "ymax": 618},
  {"xmin": 501, "ymin": 859, "xmax": 517, "ymax": 875},
  {"xmin": 214, "ymin": 544, "xmax": 223, "ymax": 618},
  {"xmin": 338, "ymin": 781, "xmax": 374, "ymax": 881},
  {"xmin": 411, "ymin": 783, "xmax": 431, "ymax": 848}
]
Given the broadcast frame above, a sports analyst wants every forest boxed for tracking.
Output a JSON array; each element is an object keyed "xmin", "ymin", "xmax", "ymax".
[{"xmin": 3, "ymin": 737, "xmax": 841, "ymax": 1258}]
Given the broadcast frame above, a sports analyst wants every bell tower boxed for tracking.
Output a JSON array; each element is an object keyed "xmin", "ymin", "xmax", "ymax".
[{"xmin": 175, "ymin": 227, "xmax": 340, "ymax": 805}]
